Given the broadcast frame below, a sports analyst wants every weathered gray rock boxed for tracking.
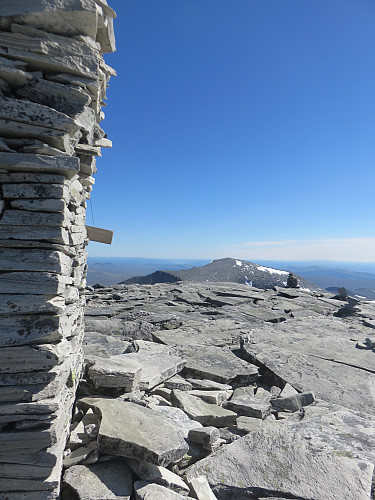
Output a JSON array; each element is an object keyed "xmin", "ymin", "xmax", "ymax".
[
  {"xmin": 171, "ymin": 390, "xmax": 237, "ymax": 427},
  {"xmin": 280, "ymin": 382, "xmax": 298, "ymax": 397},
  {"xmin": 63, "ymin": 441, "xmax": 98, "ymax": 468},
  {"xmin": 224, "ymin": 395, "xmax": 271, "ymax": 419},
  {"xmin": 78, "ymin": 398, "xmax": 189, "ymax": 466},
  {"xmin": 189, "ymin": 390, "xmax": 231, "ymax": 406},
  {"xmin": 16, "ymin": 77, "xmax": 91, "ymax": 116},
  {"xmin": 188, "ymin": 427, "xmax": 220, "ymax": 446},
  {"xmin": 0, "ymin": 294, "xmax": 65, "ymax": 315},
  {"xmin": 187, "ymin": 404, "xmax": 375, "ymax": 500},
  {"xmin": 2, "ymin": 182, "xmax": 70, "ymax": 200},
  {"xmin": 62, "ymin": 460, "xmax": 132, "ymax": 500},
  {"xmin": 124, "ymin": 351, "xmax": 186, "ymax": 390},
  {"xmin": 155, "ymin": 406, "xmax": 202, "ymax": 439},
  {"xmin": 186, "ymin": 476, "xmax": 218, "ymax": 500},
  {"xmin": 0, "ymin": 248, "xmax": 72, "ymax": 274},
  {"xmin": 134, "ymin": 481, "xmax": 187, "ymax": 500},
  {"xmin": 253, "ymin": 387, "xmax": 271, "ymax": 402},
  {"xmin": 0, "ymin": 55, "xmax": 32, "ymax": 87},
  {"xmin": 0, "ymin": 152, "xmax": 79, "ymax": 176},
  {"xmin": 86, "ymin": 355, "xmax": 141, "ymax": 391},
  {"xmin": 0, "ymin": 118, "xmax": 75, "ymax": 153},
  {"xmin": 0, "ymin": 97, "xmax": 79, "ymax": 134},
  {"xmin": 164, "ymin": 374, "xmax": 193, "ymax": 391},
  {"xmin": 271, "ymin": 392, "xmax": 315, "ymax": 412},
  {"xmin": 127, "ymin": 459, "xmax": 190, "ymax": 496},
  {"xmin": 241, "ymin": 317, "xmax": 375, "ymax": 415},
  {"xmin": 179, "ymin": 345, "xmax": 258, "ymax": 385},
  {"xmin": 231, "ymin": 385, "xmax": 255, "ymax": 399},
  {"xmin": 0, "ymin": 0, "xmax": 116, "ymax": 497},
  {"xmin": 10, "ymin": 198, "xmax": 66, "ymax": 213},
  {"xmin": 187, "ymin": 379, "xmax": 232, "ymax": 392},
  {"xmin": 235, "ymin": 416, "xmax": 267, "ymax": 433}
]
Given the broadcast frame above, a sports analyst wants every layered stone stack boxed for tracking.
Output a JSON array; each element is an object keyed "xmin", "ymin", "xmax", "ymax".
[{"xmin": 0, "ymin": 1, "xmax": 116, "ymax": 498}]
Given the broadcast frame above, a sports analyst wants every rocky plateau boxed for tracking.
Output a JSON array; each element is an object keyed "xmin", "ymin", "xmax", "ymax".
[{"xmin": 60, "ymin": 279, "xmax": 375, "ymax": 500}]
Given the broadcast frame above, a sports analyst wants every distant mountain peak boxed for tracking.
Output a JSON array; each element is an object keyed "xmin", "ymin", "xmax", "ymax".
[{"xmin": 120, "ymin": 257, "xmax": 319, "ymax": 291}]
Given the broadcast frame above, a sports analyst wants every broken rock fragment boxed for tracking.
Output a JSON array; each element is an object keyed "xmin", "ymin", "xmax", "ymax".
[
  {"xmin": 86, "ymin": 355, "xmax": 141, "ymax": 392},
  {"xmin": 134, "ymin": 481, "xmax": 187, "ymax": 500},
  {"xmin": 171, "ymin": 389, "xmax": 237, "ymax": 427},
  {"xmin": 224, "ymin": 395, "xmax": 271, "ymax": 419},
  {"xmin": 127, "ymin": 459, "xmax": 190, "ymax": 496},
  {"xmin": 179, "ymin": 345, "xmax": 258, "ymax": 385},
  {"xmin": 78, "ymin": 398, "xmax": 189, "ymax": 466},
  {"xmin": 62, "ymin": 459, "xmax": 133, "ymax": 500},
  {"xmin": 271, "ymin": 392, "xmax": 315, "ymax": 412}
]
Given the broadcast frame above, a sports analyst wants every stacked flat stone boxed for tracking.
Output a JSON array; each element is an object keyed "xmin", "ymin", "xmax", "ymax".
[{"xmin": 0, "ymin": 1, "xmax": 116, "ymax": 498}]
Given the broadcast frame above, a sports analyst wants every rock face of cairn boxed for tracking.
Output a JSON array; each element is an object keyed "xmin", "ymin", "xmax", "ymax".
[{"xmin": 0, "ymin": 1, "xmax": 116, "ymax": 498}]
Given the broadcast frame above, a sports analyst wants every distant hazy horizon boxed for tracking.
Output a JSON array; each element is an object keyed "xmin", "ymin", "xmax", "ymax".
[{"xmin": 87, "ymin": 256, "xmax": 375, "ymax": 273}]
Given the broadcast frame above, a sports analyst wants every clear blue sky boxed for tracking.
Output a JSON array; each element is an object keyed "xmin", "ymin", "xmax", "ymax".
[{"xmin": 88, "ymin": 0, "xmax": 375, "ymax": 261}]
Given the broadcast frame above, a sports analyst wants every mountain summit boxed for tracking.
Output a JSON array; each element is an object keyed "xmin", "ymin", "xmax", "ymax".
[{"xmin": 120, "ymin": 257, "xmax": 319, "ymax": 290}]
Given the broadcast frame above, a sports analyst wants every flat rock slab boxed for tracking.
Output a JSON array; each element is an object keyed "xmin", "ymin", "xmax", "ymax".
[
  {"xmin": 78, "ymin": 398, "xmax": 188, "ymax": 466},
  {"xmin": 86, "ymin": 356, "xmax": 141, "ymax": 391},
  {"xmin": 155, "ymin": 406, "xmax": 202, "ymax": 439},
  {"xmin": 127, "ymin": 459, "xmax": 190, "ymax": 496},
  {"xmin": 123, "ymin": 352, "xmax": 186, "ymax": 390},
  {"xmin": 187, "ymin": 404, "xmax": 375, "ymax": 500},
  {"xmin": 134, "ymin": 481, "xmax": 187, "ymax": 500},
  {"xmin": 62, "ymin": 459, "xmax": 133, "ymax": 500},
  {"xmin": 241, "ymin": 317, "xmax": 375, "ymax": 415},
  {"xmin": 178, "ymin": 345, "xmax": 258, "ymax": 385},
  {"xmin": 271, "ymin": 392, "xmax": 315, "ymax": 412},
  {"xmin": 186, "ymin": 476, "xmax": 218, "ymax": 500},
  {"xmin": 225, "ymin": 396, "xmax": 271, "ymax": 419},
  {"xmin": 187, "ymin": 379, "xmax": 232, "ymax": 391},
  {"xmin": 171, "ymin": 390, "xmax": 237, "ymax": 428},
  {"xmin": 152, "ymin": 321, "xmax": 243, "ymax": 348}
]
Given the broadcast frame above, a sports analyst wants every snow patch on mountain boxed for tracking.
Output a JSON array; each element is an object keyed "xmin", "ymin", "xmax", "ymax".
[{"xmin": 257, "ymin": 265, "xmax": 289, "ymax": 276}]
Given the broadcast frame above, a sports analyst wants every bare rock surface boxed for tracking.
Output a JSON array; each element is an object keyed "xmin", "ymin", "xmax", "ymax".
[
  {"xmin": 134, "ymin": 481, "xmax": 188, "ymax": 500},
  {"xmin": 240, "ymin": 317, "xmax": 375, "ymax": 415},
  {"xmin": 69, "ymin": 280, "xmax": 375, "ymax": 500},
  {"xmin": 186, "ymin": 403, "xmax": 375, "ymax": 500},
  {"xmin": 127, "ymin": 459, "xmax": 190, "ymax": 495},
  {"xmin": 62, "ymin": 459, "xmax": 133, "ymax": 500},
  {"xmin": 171, "ymin": 389, "xmax": 237, "ymax": 427},
  {"xmin": 78, "ymin": 398, "xmax": 189, "ymax": 466}
]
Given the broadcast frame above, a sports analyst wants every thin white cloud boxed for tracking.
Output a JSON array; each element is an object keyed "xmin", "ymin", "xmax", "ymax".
[{"xmin": 229, "ymin": 238, "xmax": 375, "ymax": 261}]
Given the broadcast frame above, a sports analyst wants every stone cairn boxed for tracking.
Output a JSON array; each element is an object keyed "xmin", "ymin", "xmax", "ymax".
[{"xmin": 0, "ymin": 1, "xmax": 116, "ymax": 498}]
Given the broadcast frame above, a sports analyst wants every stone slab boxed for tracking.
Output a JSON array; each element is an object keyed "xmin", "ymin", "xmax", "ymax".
[
  {"xmin": 86, "ymin": 355, "xmax": 141, "ymax": 391},
  {"xmin": 0, "ymin": 152, "xmax": 79, "ymax": 176},
  {"xmin": 186, "ymin": 403, "xmax": 375, "ymax": 500},
  {"xmin": 241, "ymin": 317, "xmax": 375, "ymax": 415},
  {"xmin": 127, "ymin": 459, "xmax": 190, "ymax": 496},
  {"xmin": 134, "ymin": 481, "xmax": 186, "ymax": 500},
  {"xmin": 225, "ymin": 395, "xmax": 271, "ymax": 419},
  {"xmin": 0, "ymin": 97, "xmax": 78, "ymax": 134},
  {"xmin": 62, "ymin": 459, "xmax": 132, "ymax": 500},
  {"xmin": 171, "ymin": 390, "xmax": 237, "ymax": 428},
  {"xmin": 78, "ymin": 398, "xmax": 189, "ymax": 466},
  {"xmin": 179, "ymin": 345, "xmax": 258, "ymax": 385},
  {"xmin": 123, "ymin": 352, "xmax": 186, "ymax": 390}
]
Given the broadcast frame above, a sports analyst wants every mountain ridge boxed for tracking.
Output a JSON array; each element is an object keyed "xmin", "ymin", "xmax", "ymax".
[{"xmin": 120, "ymin": 257, "xmax": 320, "ymax": 291}]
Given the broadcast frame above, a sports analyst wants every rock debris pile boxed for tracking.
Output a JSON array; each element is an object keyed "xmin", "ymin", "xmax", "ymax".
[
  {"xmin": 62, "ymin": 281, "xmax": 375, "ymax": 500},
  {"xmin": 0, "ymin": 2, "xmax": 115, "ymax": 498}
]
